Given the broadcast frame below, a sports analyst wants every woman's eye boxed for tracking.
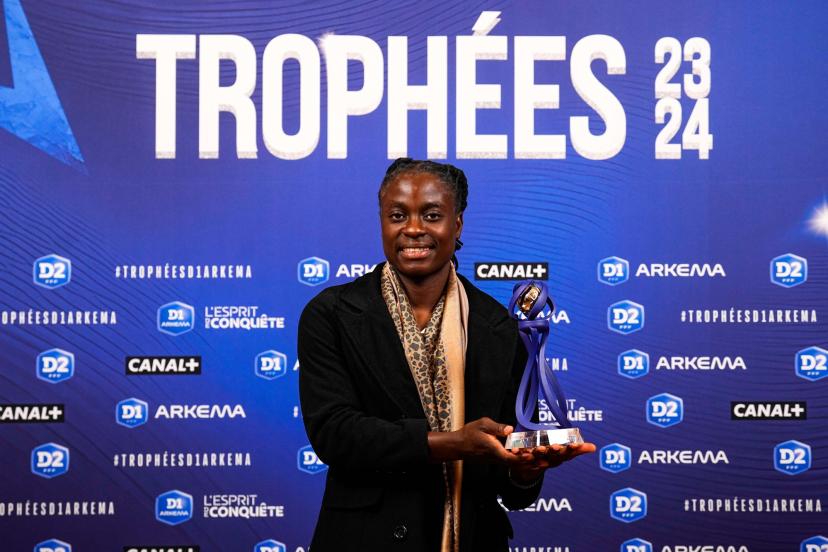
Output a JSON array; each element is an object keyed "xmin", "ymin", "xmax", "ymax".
[
  {"xmin": 424, "ymin": 212, "xmax": 442, "ymax": 221},
  {"xmin": 389, "ymin": 212, "xmax": 405, "ymax": 221}
]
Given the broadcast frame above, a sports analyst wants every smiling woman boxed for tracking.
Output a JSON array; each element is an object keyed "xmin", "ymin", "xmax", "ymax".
[{"xmin": 297, "ymin": 158, "xmax": 594, "ymax": 552}]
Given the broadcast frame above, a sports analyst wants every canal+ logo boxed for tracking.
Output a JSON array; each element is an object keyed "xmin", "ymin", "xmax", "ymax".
[
  {"xmin": 256, "ymin": 350, "xmax": 287, "ymax": 380},
  {"xmin": 31, "ymin": 443, "xmax": 69, "ymax": 478},
  {"xmin": 608, "ymin": 300, "xmax": 644, "ymax": 334},
  {"xmin": 610, "ymin": 487, "xmax": 647, "ymax": 523},
  {"xmin": 598, "ymin": 256, "xmax": 629, "ymax": 285},
  {"xmin": 618, "ymin": 349, "xmax": 649, "ymax": 379},
  {"xmin": 34, "ymin": 539, "xmax": 72, "ymax": 552},
  {"xmin": 33, "ymin": 255, "xmax": 71, "ymax": 289},
  {"xmin": 255, "ymin": 540, "xmax": 286, "ymax": 552},
  {"xmin": 771, "ymin": 253, "xmax": 807, "ymax": 288},
  {"xmin": 298, "ymin": 444, "xmax": 328, "ymax": 474},
  {"xmin": 647, "ymin": 393, "xmax": 683, "ymax": 428},
  {"xmin": 36, "ymin": 348, "xmax": 74, "ymax": 383},
  {"xmin": 600, "ymin": 443, "xmax": 631, "ymax": 473},
  {"xmin": 621, "ymin": 538, "xmax": 653, "ymax": 552},
  {"xmin": 796, "ymin": 346, "xmax": 828, "ymax": 382},
  {"xmin": 116, "ymin": 398, "xmax": 149, "ymax": 428},
  {"xmin": 157, "ymin": 301, "xmax": 195, "ymax": 336},
  {"xmin": 774, "ymin": 440, "xmax": 811, "ymax": 476},
  {"xmin": 801, "ymin": 536, "xmax": 828, "ymax": 552},
  {"xmin": 298, "ymin": 256, "xmax": 330, "ymax": 286},
  {"xmin": 155, "ymin": 490, "xmax": 193, "ymax": 526}
]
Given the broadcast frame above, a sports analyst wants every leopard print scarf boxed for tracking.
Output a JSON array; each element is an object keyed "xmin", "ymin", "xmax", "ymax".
[{"xmin": 381, "ymin": 262, "xmax": 468, "ymax": 552}]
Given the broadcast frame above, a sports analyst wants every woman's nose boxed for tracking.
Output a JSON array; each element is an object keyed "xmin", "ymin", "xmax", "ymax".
[{"xmin": 403, "ymin": 217, "xmax": 425, "ymax": 235}]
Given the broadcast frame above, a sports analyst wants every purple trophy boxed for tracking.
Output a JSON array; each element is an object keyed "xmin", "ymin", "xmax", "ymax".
[{"xmin": 505, "ymin": 281, "xmax": 584, "ymax": 449}]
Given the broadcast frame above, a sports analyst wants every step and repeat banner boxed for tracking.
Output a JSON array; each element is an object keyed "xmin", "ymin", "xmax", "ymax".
[{"xmin": 0, "ymin": 0, "xmax": 826, "ymax": 551}]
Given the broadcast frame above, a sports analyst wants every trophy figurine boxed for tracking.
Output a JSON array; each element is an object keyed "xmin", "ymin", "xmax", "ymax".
[{"xmin": 505, "ymin": 281, "xmax": 584, "ymax": 449}]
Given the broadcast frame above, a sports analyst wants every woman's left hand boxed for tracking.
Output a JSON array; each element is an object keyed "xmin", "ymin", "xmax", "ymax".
[{"xmin": 508, "ymin": 442, "xmax": 597, "ymax": 484}]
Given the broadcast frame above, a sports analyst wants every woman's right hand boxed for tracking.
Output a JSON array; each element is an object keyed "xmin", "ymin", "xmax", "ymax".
[{"xmin": 428, "ymin": 417, "xmax": 525, "ymax": 464}]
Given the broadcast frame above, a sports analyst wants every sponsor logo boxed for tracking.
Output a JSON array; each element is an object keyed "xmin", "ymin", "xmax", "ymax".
[
  {"xmin": 254, "ymin": 540, "xmax": 286, "ymax": 552},
  {"xmin": 474, "ymin": 262, "xmax": 548, "ymax": 281},
  {"xmin": 635, "ymin": 263, "xmax": 726, "ymax": 278},
  {"xmin": 774, "ymin": 440, "xmax": 811, "ymax": 475},
  {"xmin": 540, "ymin": 398, "xmax": 602, "ymax": 423},
  {"xmin": 158, "ymin": 302, "xmax": 195, "ymax": 336},
  {"xmin": 117, "ymin": 398, "xmax": 149, "ymax": 428},
  {"xmin": 618, "ymin": 350, "xmax": 649, "ymax": 379},
  {"xmin": 298, "ymin": 445, "xmax": 327, "ymax": 474},
  {"xmin": 203, "ymin": 306, "xmax": 285, "ymax": 330},
  {"xmin": 647, "ymin": 393, "xmax": 684, "ymax": 428},
  {"xmin": 155, "ymin": 404, "xmax": 246, "ymax": 419},
  {"xmin": 156, "ymin": 490, "xmax": 193, "ymax": 526},
  {"xmin": 621, "ymin": 538, "xmax": 652, "ymax": 552},
  {"xmin": 36, "ymin": 349, "xmax": 75, "ymax": 383},
  {"xmin": 637, "ymin": 450, "xmax": 728, "ymax": 464},
  {"xmin": 114, "ymin": 451, "xmax": 252, "ymax": 469},
  {"xmin": 659, "ymin": 547, "xmax": 748, "ymax": 552},
  {"xmin": 115, "ymin": 263, "xmax": 252, "ymax": 279},
  {"xmin": 33, "ymin": 255, "xmax": 72, "ymax": 289},
  {"xmin": 771, "ymin": 253, "xmax": 807, "ymax": 288},
  {"xmin": 335, "ymin": 264, "xmax": 377, "ymax": 279},
  {"xmin": 600, "ymin": 443, "xmax": 631, "ymax": 473},
  {"xmin": 681, "ymin": 308, "xmax": 817, "ymax": 324},
  {"xmin": 685, "ymin": 496, "xmax": 822, "ymax": 513},
  {"xmin": 731, "ymin": 401, "xmax": 806, "ymax": 420},
  {"xmin": 123, "ymin": 548, "xmax": 200, "ymax": 552},
  {"xmin": 126, "ymin": 356, "xmax": 201, "ymax": 375},
  {"xmin": 202, "ymin": 494, "xmax": 285, "ymax": 518},
  {"xmin": 255, "ymin": 350, "xmax": 287, "ymax": 380},
  {"xmin": 598, "ymin": 256, "xmax": 629, "ymax": 285},
  {"xmin": 546, "ymin": 357, "xmax": 569, "ymax": 371},
  {"xmin": 801, "ymin": 536, "xmax": 828, "ymax": 552},
  {"xmin": 610, "ymin": 488, "xmax": 647, "ymax": 523},
  {"xmin": 656, "ymin": 356, "xmax": 746, "ymax": 371},
  {"xmin": 0, "ymin": 500, "xmax": 115, "ymax": 517},
  {"xmin": 796, "ymin": 346, "xmax": 828, "ymax": 381},
  {"xmin": 0, "ymin": 403, "xmax": 64, "ymax": 423},
  {"xmin": 31, "ymin": 443, "xmax": 69, "ymax": 478},
  {"xmin": 298, "ymin": 257, "xmax": 330, "ymax": 286},
  {"xmin": 608, "ymin": 300, "xmax": 644, "ymax": 334},
  {"xmin": 508, "ymin": 497, "xmax": 573, "ymax": 513},
  {"xmin": 35, "ymin": 539, "xmax": 72, "ymax": 552}
]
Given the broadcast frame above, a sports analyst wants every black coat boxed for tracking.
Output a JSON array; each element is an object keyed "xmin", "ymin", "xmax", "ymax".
[{"xmin": 298, "ymin": 264, "xmax": 540, "ymax": 552}]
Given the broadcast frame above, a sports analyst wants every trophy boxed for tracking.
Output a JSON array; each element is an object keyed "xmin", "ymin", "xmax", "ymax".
[{"xmin": 505, "ymin": 281, "xmax": 584, "ymax": 449}]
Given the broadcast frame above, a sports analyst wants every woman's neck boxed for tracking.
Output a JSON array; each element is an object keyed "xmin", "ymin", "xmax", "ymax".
[{"xmin": 396, "ymin": 263, "xmax": 452, "ymax": 328}]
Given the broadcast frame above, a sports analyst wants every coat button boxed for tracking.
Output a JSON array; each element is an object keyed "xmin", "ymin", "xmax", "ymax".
[{"xmin": 393, "ymin": 524, "xmax": 408, "ymax": 541}]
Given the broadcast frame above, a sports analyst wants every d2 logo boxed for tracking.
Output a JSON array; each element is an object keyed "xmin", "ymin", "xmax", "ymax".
[
  {"xmin": 796, "ymin": 346, "xmax": 828, "ymax": 381},
  {"xmin": 774, "ymin": 440, "xmax": 811, "ymax": 475},
  {"xmin": 36, "ymin": 349, "xmax": 74, "ymax": 383},
  {"xmin": 801, "ymin": 536, "xmax": 828, "ymax": 552},
  {"xmin": 598, "ymin": 256, "xmax": 629, "ymax": 285},
  {"xmin": 647, "ymin": 393, "xmax": 683, "ymax": 428},
  {"xmin": 31, "ymin": 443, "xmax": 69, "ymax": 478},
  {"xmin": 298, "ymin": 444, "xmax": 328, "ymax": 474},
  {"xmin": 34, "ymin": 539, "xmax": 72, "ymax": 552},
  {"xmin": 116, "ymin": 398, "xmax": 149, "ymax": 428},
  {"xmin": 621, "ymin": 538, "xmax": 653, "ymax": 552},
  {"xmin": 771, "ymin": 253, "xmax": 807, "ymax": 288},
  {"xmin": 298, "ymin": 256, "xmax": 330, "ymax": 286},
  {"xmin": 256, "ymin": 350, "xmax": 287, "ymax": 380},
  {"xmin": 157, "ymin": 301, "xmax": 195, "ymax": 336},
  {"xmin": 33, "ymin": 255, "xmax": 71, "ymax": 289},
  {"xmin": 255, "ymin": 539, "xmax": 286, "ymax": 552},
  {"xmin": 608, "ymin": 300, "xmax": 644, "ymax": 334},
  {"xmin": 610, "ymin": 487, "xmax": 647, "ymax": 523},
  {"xmin": 155, "ymin": 490, "xmax": 193, "ymax": 526},
  {"xmin": 618, "ymin": 349, "xmax": 649, "ymax": 379},
  {"xmin": 600, "ymin": 443, "xmax": 631, "ymax": 473}
]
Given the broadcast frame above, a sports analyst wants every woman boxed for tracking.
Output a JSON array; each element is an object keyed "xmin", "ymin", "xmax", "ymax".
[{"xmin": 298, "ymin": 159, "xmax": 594, "ymax": 552}]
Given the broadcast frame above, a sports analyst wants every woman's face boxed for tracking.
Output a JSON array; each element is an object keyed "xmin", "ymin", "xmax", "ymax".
[{"xmin": 380, "ymin": 171, "xmax": 463, "ymax": 280}]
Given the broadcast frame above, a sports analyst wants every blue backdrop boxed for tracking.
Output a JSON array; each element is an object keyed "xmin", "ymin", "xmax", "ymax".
[{"xmin": 0, "ymin": 1, "xmax": 826, "ymax": 551}]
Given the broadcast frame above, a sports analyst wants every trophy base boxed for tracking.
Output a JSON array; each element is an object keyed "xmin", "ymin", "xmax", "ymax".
[{"xmin": 505, "ymin": 428, "xmax": 584, "ymax": 450}]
